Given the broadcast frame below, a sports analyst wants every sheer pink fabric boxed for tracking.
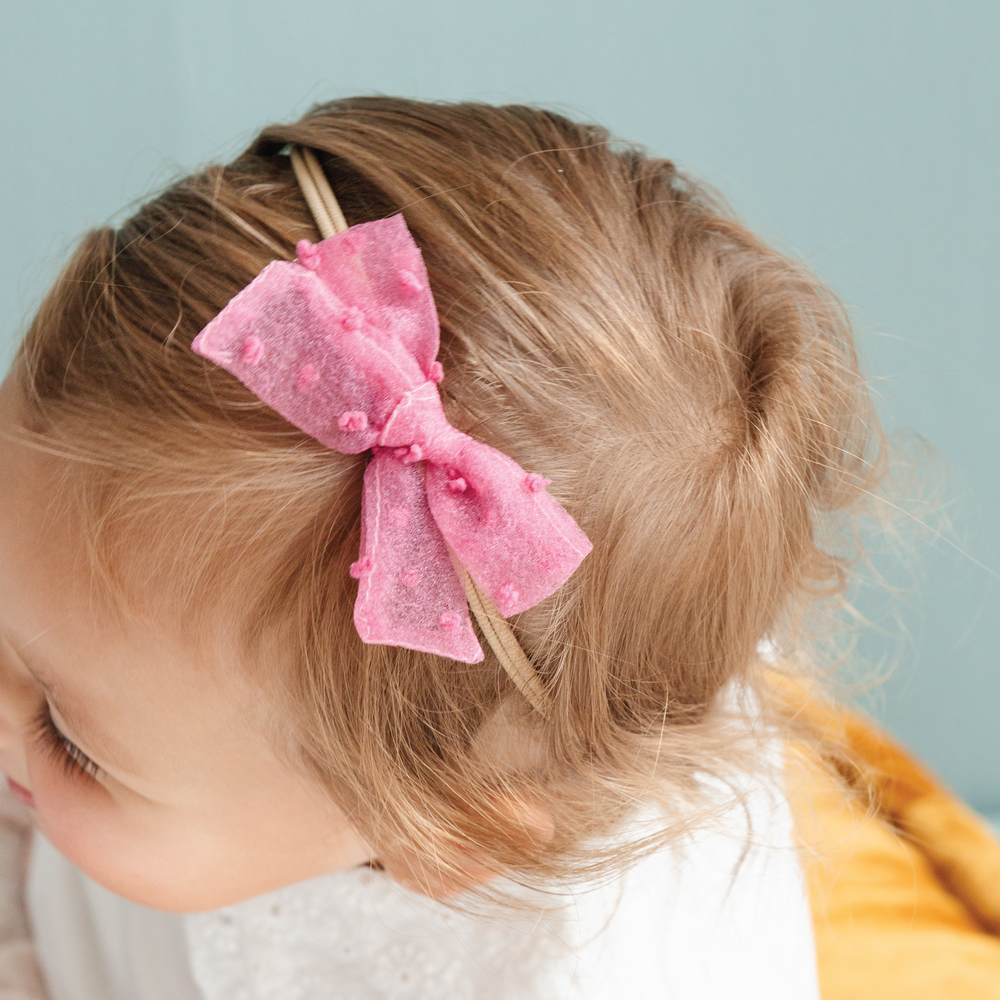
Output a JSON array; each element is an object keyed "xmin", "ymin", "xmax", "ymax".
[{"xmin": 192, "ymin": 215, "xmax": 591, "ymax": 662}]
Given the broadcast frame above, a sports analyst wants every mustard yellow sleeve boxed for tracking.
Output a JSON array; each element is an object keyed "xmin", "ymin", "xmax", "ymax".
[{"xmin": 786, "ymin": 697, "xmax": 1000, "ymax": 999}]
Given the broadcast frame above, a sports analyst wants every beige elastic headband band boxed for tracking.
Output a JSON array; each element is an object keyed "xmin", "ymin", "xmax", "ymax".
[{"xmin": 288, "ymin": 146, "xmax": 551, "ymax": 716}]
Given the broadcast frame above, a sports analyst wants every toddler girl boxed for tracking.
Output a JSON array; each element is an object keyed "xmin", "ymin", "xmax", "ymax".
[{"xmin": 0, "ymin": 97, "xmax": 877, "ymax": 998}]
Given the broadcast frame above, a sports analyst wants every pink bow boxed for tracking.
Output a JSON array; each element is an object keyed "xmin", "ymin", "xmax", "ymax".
[{"xmin": 191, "ymin": 215, "xmax": 592, "ymax": 662}]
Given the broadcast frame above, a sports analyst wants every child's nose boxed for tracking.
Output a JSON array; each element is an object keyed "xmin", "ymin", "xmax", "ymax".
[
  {"xmin": 0, "ymin": 678, "xmax": 37, "ymax": 794},
  {"xmin": 0, "ymin": 687, "xmax": 29, "ymax": 751},
  {"xmin": 0, "ymin": 652, "xmax": 42, "ymax": 749},
  {"xmin": 0, "ymin": 702, "xmax": 26, "ymax": 748},
  {"xmin": 0, "ymin": 685, "xmax": 32, "ymax": 786}
]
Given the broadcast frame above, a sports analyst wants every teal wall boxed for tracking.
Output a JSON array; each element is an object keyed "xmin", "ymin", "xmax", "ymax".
[{"xmin": 2, "ymin": 2, "xmax": 998, "ymax": 808}]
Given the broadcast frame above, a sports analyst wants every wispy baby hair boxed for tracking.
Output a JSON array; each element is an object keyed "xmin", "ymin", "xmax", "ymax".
[{"xmin": 17, "ymin": 97, "xmax": 880, "ymax": 887}]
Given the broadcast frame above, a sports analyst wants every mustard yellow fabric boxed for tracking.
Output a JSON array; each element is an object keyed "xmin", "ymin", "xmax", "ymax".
[{"xmin": 786, "ymin": 693, "xmax": 1000, "ymax": 998}]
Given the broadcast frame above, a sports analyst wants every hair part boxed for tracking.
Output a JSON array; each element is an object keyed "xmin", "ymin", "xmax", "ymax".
[{"xmin": 16, "ymin": 97, "xmax": 881, "ymax": 889}]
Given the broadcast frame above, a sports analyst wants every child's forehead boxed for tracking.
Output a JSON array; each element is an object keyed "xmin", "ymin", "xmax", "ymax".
[
  {"xmin": 0, "ymin": 378, "xmax": 102, "ymax": 622},
  {"xmin": 0, "ymin": 377, "xmax": 65, "ymax": 561},
  {"xmin": 0, "ymin": 375, "xmax": 266, "ymax": 724}
]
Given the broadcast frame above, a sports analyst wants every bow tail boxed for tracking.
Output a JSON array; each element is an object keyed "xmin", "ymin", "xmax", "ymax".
[
  {"xmin": 353, "ymin": 452, "xmax": 484, "ymax": 663},
  {"xmin": 425, "ymin": 445, "xmax": 593, "ymax": 618}
]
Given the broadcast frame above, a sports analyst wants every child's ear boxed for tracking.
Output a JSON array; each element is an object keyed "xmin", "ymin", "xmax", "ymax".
[{"xmin": 381, "ymin": 796, "xmax": 555, "ymax": 900}]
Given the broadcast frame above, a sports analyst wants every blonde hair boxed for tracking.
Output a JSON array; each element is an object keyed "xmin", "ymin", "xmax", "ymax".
[{"xmin": 17, "ymin": 97, "xmax": 879, "ymax": 887}]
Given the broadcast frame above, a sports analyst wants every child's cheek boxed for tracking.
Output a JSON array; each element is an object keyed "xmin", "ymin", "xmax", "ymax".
[
  {"xmin": 23, "ymin": 747, "xmax": 223, "ymax": 911},
  {"xmin": 25, "ymin": 748, "xmax": 134, "ymax": 892}
]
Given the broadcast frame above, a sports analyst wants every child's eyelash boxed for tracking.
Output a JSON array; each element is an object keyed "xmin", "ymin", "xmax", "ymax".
[{"xmin": 30, "ymin": 705, "xmax": 104, "ymax": 781}]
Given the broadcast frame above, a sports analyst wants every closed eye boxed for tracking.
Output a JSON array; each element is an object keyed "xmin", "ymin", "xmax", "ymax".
[{"xmin": 30, "ymin": 704, "xmax": 105, "ymax": 781}]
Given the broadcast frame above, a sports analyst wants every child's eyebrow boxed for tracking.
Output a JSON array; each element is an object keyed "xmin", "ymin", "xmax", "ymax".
[
  {"xmin": 10, "ymin": 646, "xmax": 138, "ymax": 776},
  {"xmin": 43, "ymin": 687, "xmax": 133, "ymax": 773}
]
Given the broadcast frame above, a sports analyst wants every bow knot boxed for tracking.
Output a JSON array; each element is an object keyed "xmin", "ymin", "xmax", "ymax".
[
  {"xmin": 192, "ymin": 214, "xmax": 591, "ymax": 662},
  {"xmin": 378, "ymin": 381, "xmax": 469, "ymax": 470}
]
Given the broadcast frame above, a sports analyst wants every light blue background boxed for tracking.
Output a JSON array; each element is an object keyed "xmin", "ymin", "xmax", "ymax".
[{"xmin": 2, "ymin": 2, "xmax": 998, "ymax": 810}]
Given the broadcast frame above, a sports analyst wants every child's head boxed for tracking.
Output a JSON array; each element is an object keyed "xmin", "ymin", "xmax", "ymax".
[{"xmin": 0, "ymin": 97, "xmax": 877, "ymax": 911}]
